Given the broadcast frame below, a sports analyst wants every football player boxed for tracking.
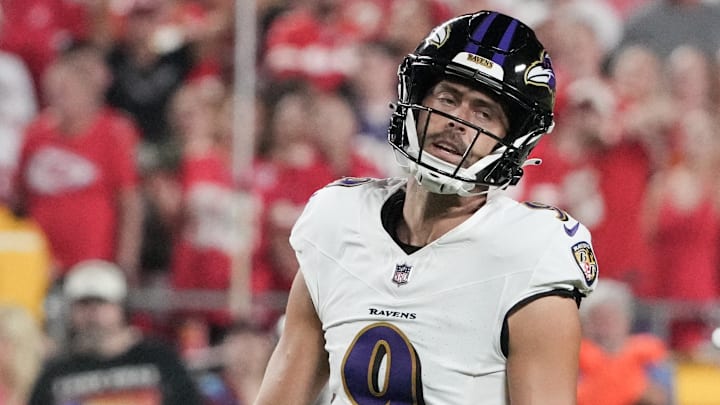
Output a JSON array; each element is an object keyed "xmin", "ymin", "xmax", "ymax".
[{"xmin": 254, "ymin": 10, "xmax": 598, "ymax": 405}]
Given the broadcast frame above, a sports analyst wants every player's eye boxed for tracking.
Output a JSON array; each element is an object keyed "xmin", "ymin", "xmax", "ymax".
[
  {"xmin": 475, "ymin": 108, "xmax": 494, "ymax": 122},
  {"xmin": 434, "ymin": 92, "xmax": 457, "ymax": 106}
]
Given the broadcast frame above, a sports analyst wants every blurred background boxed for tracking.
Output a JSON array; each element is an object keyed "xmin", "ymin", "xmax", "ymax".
[{"xmin": 2, "ymin": 0, "xmax": 720, "ymax": 404}]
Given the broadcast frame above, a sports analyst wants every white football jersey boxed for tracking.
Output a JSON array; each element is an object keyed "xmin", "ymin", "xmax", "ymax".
[{"xmin": 290, "ymin": 177, "xmax": 597, "ymax": 405}]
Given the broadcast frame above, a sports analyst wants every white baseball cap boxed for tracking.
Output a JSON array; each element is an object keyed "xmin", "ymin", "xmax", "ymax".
[{"xmin": 63, "ymin": 260, "xmax": 128, "ymax": 303}]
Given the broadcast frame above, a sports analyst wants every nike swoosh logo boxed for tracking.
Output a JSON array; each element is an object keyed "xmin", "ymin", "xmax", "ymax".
[{"xmin": 564, "ymin": 222, "xmax": 580, "ymax": 237}]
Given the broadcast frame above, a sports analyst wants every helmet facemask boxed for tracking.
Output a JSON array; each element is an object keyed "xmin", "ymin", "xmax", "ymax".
[
  {"xmin": 390, "ymin": 61, "xmax": 551, "ymax": 196},
  {"xmin": 394, "ymin": 102, "xmax": 500, "ymax": 195}
]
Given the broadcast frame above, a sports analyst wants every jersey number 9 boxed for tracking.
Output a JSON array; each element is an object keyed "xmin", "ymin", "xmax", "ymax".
[{"xmin": 341, "ymin": 322, "xmax": 425, "ymax": 404}]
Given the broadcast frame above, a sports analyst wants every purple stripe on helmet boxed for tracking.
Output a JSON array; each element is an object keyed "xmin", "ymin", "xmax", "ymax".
[
  {"xmin": 464, "ymin": 12, "xmax": 498, "ymax": 53},
  {"xmin": 491, "ymin": 19, "xmax": 519, "ymax": 65}
]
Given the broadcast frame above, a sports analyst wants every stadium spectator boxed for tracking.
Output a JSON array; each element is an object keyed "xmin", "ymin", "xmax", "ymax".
[
  {"xmin": 645, "ymin": 109, "xmax": 720, "ymax": 356},
  {"xmin": 542, "ymin": 8, "xmax": 607, "ymax": 83},
  {"xmin": 535, "ymin": 1, "xmax": 619, "ymax": 123},
  {"xmin": 611, "ymin": 45, "xmax": 675, "ymax": 164},
  {"xmin": 309, "ymin": 92, "xmax": 382, "ymax": 180},
  {"xmin": 195, "ymin": 321, "xmax": 275, "ymax": 405},
  {"xmin": 643, "ymin": 110, "xmax": 720, "ymax": 302},
  {"xmin": 177, "ymin": 0, "xmax": 237, "ymax": 84},
  {"xmin": 666, "ymin": 45, "xmax": 716, "ymax": 116},
  {"xmin": 0, "ymin": 305, "xmax": 46, "ymax": 405},
  {"xmin": 13, "ymin": 43, "xmax": 143, "ymax": 281},
  {"xmin": 517, "ymin": 76, "xmax": 619, "ymax": 210},
  {"xmin": 105, "ymin": 0, "xmax": 196, "ymax": 149},
  {"xmin": 578, "ymin": 279, "xmax": 674, "ymax": 405},
  {"xmin": 28, "ymin": 260, "xmax": 203, "ymax": 405},
  {"xmin": 164, "ymin": 82, "xmax": 255, "ymax": 342},
  {"xmin": 347, "ymin": 41, "xmax": 402, "ymax": 144},
  {"xmin": 249, "ymin": 86, "xmax": 335, "ymax": 322},
  {"xmin": 251, "ymin": 84, "xmax": 384, "ymax": 317},
  {"xmin": 346, "ymin": 41, "xmax": 405, "ymax": 177},
  {"xmin": 0, "ymin": 204, "xmax": 51, "ymax": 324},
  {"xmin": 601, "ymin": 45, "xmax": 674, "ymax": 297}
]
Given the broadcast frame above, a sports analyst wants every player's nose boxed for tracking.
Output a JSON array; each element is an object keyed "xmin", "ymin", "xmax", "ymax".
[{"xmin": 443, "ymin": 110, "xmax": 474, "ymax": 144}]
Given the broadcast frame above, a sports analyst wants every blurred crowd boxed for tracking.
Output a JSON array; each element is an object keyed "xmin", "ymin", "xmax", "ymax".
[{"xmin": 1, "ymin": 0, "xmax": 720, "ymax": 403}]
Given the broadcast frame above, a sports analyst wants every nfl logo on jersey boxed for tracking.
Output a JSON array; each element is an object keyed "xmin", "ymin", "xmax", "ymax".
[{"xmin": 392, "ymin": 263, "xmax": 413, "ymax": 286}]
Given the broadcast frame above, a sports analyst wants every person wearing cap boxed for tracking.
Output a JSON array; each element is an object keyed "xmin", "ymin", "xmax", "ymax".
[{"xmin": 28, "ymin": 260, "xmax": 203, "ymax": 405}]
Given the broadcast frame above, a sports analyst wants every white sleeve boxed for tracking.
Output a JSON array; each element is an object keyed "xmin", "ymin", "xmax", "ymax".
[
  {"xmin": 528, "ymin": 222, "xmax": 598, "ymax": 298},
  {"xmin": 289, "ymin": 190, "xmax": 325, "ymax": 313}
]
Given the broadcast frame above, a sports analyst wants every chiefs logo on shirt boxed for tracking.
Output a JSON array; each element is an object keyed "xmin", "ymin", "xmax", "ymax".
[{"xmin": 26, "ymin": 146, "xmax": 98, "ymax": 195}]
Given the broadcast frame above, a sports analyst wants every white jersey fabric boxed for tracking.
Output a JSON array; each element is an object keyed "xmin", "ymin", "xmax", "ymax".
[{"xmin": 290, "ymin": 177, "xmax": 597, "ymax": 405}]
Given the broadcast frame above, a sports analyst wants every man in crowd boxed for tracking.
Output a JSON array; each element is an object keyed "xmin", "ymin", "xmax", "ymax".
[
  {"xmin": 29, "ymin": 260, "xmax": 202, "ymax": 405},
  {"xmin": 13, "ymin": 42, "xmax": 143, "ymax": 282}
]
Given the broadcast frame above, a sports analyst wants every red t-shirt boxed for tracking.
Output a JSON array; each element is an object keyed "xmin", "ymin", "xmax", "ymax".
[
  {"xmin": 16, "ymin": 108, "xmax": 139, "ymax": 273},
  {"xmin": 170, "ymin": 149, "xmax": 236, "ymax": 326},
  {"xmin": 171, "ymin": 150, "xmax": 234, "ymax": 291},
  {"xmin": 589, "ymin": 141, "xmax": 654, "ymax": 295},
  {"xmin": 651, "ymin": 192, "xmax": 719, "ymax": 301}
]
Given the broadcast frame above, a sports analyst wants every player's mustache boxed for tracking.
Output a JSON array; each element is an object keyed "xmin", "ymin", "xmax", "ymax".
[{"xmin": 422, "ymin": 130, "xmax": 469, "ymax": 156}]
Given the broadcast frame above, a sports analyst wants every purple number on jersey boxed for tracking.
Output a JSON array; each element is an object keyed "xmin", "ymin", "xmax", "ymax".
[{"xmin": 341, "ymin": 322, "xmax": 425, "ymax": 404}]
